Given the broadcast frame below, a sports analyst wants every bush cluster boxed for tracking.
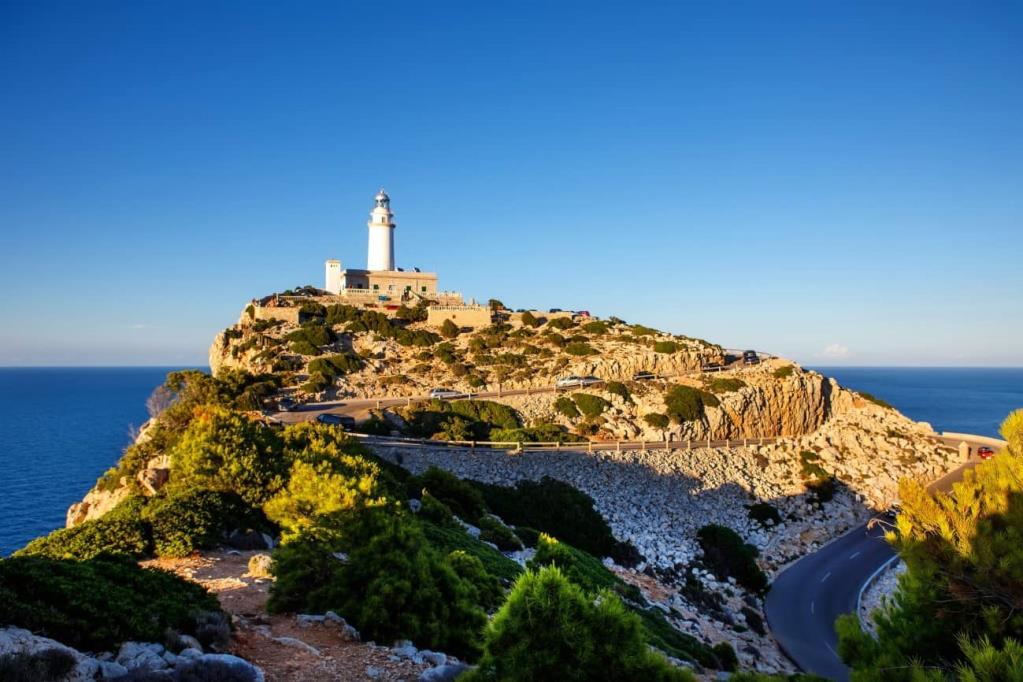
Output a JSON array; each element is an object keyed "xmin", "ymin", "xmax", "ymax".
[
  {"xmin": 653, "ymin": 340, "xmax": 679, "ymax": 353},
  {"xmin": 706, "ymin": 377, "xmax": 746, "ymax": 394},
  {"xmin": 747, "ymin": 502, "xmax": 782, "ymax": 526},
  {"xmin": 0, "ymin": 555, "xmax": 222, "ymax": 651},
  {"xmin": 663, "ymin": 385, "xmax": 720, "ymax": 423},
  {"xmin": 466, "ymin": 566, "xmax": 693, "ymax": 682},
  {"xmin": 490, "ymin": 424, "xmax": 582, "ymax": 443},
  {"xmin": 571, "ymin": 393, "xmax": 611, "ymax": 419},
  {"xmin": 546, "ymin": 317, "xmax": 576, "ymax": 330},
  {"xmin": 772, "ymin": 365, "xmax": 795, "ymax": 379},
  {"xmin": 604, "ymin": 380, "xmax": 632, "ymax": 403},
  {"xmin": 696, "ymin": 524, "xmax": 768, "ymax": 594},
  {"xmin": 554, "ymin": 395, "xmax": 580, "ymax": 419},
  {"xmin": 564, "ymin": 341, "xmax": 597, "ymax": 356},
  {"xmin": 402, "ymin": 400, "xmax": 522, "ymax": 441},
  {"xmin": 644, "ymin": 413, "xmax": 670, "ymax": 429},
  {"xmin": 475, "ymin": 477, "xmax": 630, "ymax": 562}
]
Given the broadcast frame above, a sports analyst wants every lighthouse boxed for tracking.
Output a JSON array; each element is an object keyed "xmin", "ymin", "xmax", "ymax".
[{"xmin": 366, "ymin": 189, "xmax": 395, "ymax": 271}]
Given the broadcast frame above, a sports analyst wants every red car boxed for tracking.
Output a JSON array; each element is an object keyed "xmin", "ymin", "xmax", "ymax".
[{"xmin": 978, "ymin": 446, "xmax": 995, "ymax": 460}]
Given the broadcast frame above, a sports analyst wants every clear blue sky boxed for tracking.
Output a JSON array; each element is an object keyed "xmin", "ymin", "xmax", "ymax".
[{"xmin": 1, "ymin": 1, "xmax": 1020, "ymax": 367}]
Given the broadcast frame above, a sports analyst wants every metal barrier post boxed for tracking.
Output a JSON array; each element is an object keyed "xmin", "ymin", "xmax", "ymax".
[
  {"xmin": 687, "ymin": 438, "xmax": 692, "ymax": 450},
  {"xmin": 707, "ymin": 437, "xmax": 711, "ymax": 448},
  {"xmin": 616, "ymin": 440, "xmax": 621, "ymax": 453},
  {"xmin": 588, "ymin": 441, "xmax": 593, "ymax": 453},
  {"xmin": 665, "ymin": 436, "xmax": 669, "ymax": 451},
  {"xmin": 375, "ymin": 400, "xmax": 380, "ymax": 409}
]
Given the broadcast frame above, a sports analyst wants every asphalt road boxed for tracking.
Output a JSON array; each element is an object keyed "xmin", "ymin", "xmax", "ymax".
[{"xmin": 765, "ymin": 437, "xmax": 988, "ymax": 681}]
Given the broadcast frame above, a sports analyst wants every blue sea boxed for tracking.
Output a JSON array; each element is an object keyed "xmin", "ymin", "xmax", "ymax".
[{"xmin": 0, "ymin": 366, "xmax": 1021, "ymax": 556}]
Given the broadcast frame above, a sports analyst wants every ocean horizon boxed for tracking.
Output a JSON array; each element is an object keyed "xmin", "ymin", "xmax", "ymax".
[{"xmin": 1, "ymin": 365, "xmax": 1020, "ymax": 556}]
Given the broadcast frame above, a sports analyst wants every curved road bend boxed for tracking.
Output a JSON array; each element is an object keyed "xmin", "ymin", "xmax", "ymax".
[{"xmin": 766, "ymin": 436, "xmax": 991, "ymax": 681}]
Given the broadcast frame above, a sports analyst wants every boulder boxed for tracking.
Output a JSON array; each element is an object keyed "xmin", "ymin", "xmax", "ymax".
[
  {"xmin": 419, "ymin": 662, "xmax": 474, "ymax": 681},
  {"xmin": 197, "ymin": 653, "xmax": 265, "ymax": 682},
  {"xmin": 0, "ymin": 627, "xmax": 101, "ymax": 682}
]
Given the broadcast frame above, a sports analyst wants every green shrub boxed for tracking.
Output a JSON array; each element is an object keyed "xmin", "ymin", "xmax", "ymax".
[
  {"xmin": 0, "ymin": 648, "xmax": 77, "ymax": 682},
  {"xmin": 653, "ymin": 340, "xmax": 679, "ymax": 353},
  {"xmin": 630, "ymin": 324, "xmax": 660, "ymax": 336},
  {"xmin": 465, "ymin": 565, "xmax": 693, "ymax": 682},
  {"xmin": 299, "ymin": 301, "xmax": 326, "ymax": 318},
  {"xmin": 582, "ymin": 321, "xmax": 608, "ymax": 335},
  {"xmin": 712, "ymin": 642, "xmax": 739, "ymax": 672},
  {"xmin": 447, "ymin": 550, "xmax": 505, "ymax": 611},
  {"xmin": 572, "ymin": 393, "xmax": 610, "ymax": 419},
  {"xmin": 707, "ymin": 378, "xmax": 746, "ymax": 394},
  {"xmin": 409, "ymin": 467, "xmax": 487, "ymax": 524},
  {"xmin": 18, "ymin": 498, "xmax": 152, "ymax": 560},
  {"xmin": 479, "ymin": 516, "xmax": 523, "ymax": 552},
  {"xmin": 520, "ymin": 311, "xmax": 541, "ymax": 328},
  {"xmin": 419, "ymin": 520, "xmax": 523, "ymax": 583},
  {"xmin": 169, "ymin": 405, "xmax": 287, "ymax": 507},
  {"xmin": 514, "ymin": 526, "xmax": 541, "ymax": 547},
  {"xmin": 798, "ymin": 450, "xmax": 837, "ymax": 502},
  {"xmin": 772, "ymin": 365, "xmax": 795, "ymax": 379},
  {"xmin": 144, "ymin": 488, "xmax": 254, "ymax": 558},
  {"xmin": 440, "ymin": 318, "xmax": 460, "ymax": 338},
  {"xmin": 747, "ymin": 502, "xmax": 782, "ymax": 526},
  {"xmin": 644, "ymin": 413, "xmax": 670, "ymax": 429},
  {"xmin": 475, "ymin": 477, "xmax": 627, "ymax": 562},
  {"xmin": 403, "ymin": 400, "xmax": 522, "ymax": 441},
  {"xmin": 419, "ymin": 491, "xmax": 456, "ymax": 526},
  {"xmin": 663, "ymin": 385, "xmax": 719, "ymax": 423},
  {"xmin": 308, "ymin": 353, "xmax": 363, "ymax": 378},
  {"xmin": 302, "ymin": 371, "xmax": 331, "ymax": 393},
  {"xmin": 264, "ymin": 456, "xmax": 390, "ymax": 542},
  {"xmin": 565, "ymin": 341, "xmax": 597, "ymax": 356},
  {"xmin": 554, "ymin": 396, "xmax": 580, "ymax": 419},
  {"xmin": 0, "ymin": 555, "xmax": 221, "ymax": 651},
  {"xmin": 546, "ymin": 317, "xmax": 576, "ymax": 330},
  {"xmin": 529, "ymin": 534, "xmax": 642, "ymax": 603},
  {"xmin": 605, "ymin": 380, "xmax": 632, "ymax": 403},
  {"xmin": 490, "ymin": 424, "xmax": 583, "ymax": 443},
  {"xmin": 696, "ymin": 524, "xmax": 768, "ymax": 594},
  {"xmin": 859, "ymin": 391, "xmax": 893, "ymax": 409},
  {"xmin": 322, "ymin": 514, "xmax": 487, "ymax": 659}
]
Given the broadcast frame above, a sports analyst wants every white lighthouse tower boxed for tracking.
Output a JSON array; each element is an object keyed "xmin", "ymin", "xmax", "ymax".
[{"xmin": 366, "ymin": 189, "xmax": 395, "ymax": 271}]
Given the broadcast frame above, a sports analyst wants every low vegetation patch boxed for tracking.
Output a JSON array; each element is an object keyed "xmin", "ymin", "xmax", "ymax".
[
  {"xmin": 401, "ymin": 399, "xmax": 522, "ymax": 441},
  {"xmin": 858, "ymin": 391, "xmax": 893, "ymax": 409},
  {"xmin": 467, "ymin": 565, "xmax": 695, "ymax": 682},
  {"xmin": 696, "ymin": 524, "xmax": 769, "ymax": 594},
  {"xmin": 653, "ymin": 340, "xmax": 679, "ymax": 353},
  {"xmin": 564, "ymin": 341, "xmax": 597, "ymax": 356},
  {"xmin": 706, "ymin": 377, "xmax": 746, "ymax": 394},
  {"xmin": 474, "ymin": 477, "xmax": 635, "ymax": 564},
  {"xmin": 644, "ymin": 413, "xmax": 670, "ymax": 429},
  {"xmin": 0, "ymin": 555, "xmax": 222, "ymax": 651},
  {"xmin": 605, "ymin": 380, "xmax": 632, "ymax": 403},
  {"xmin": 772, "ymin": 365, "xmax": 795, "ymax": 379},
  {"xmin": 747, "ymin": 502, "xmax": 782, "ymax": 526},
  {"xmin": 571, "ymin": 392, "xmax": 611, "ymax": 419},
  {"xmin": 799, "ymin": 450, "xmax": 837, "ymax": 502},
  {"xmin": 663, "ymin": 384, "xmax": 720, "ymax": 423}
]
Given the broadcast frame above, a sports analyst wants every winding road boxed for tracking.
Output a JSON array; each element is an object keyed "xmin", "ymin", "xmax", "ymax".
[{"xmin": 765, "ymin": 435, "xmax": 999, "ymax": 681}]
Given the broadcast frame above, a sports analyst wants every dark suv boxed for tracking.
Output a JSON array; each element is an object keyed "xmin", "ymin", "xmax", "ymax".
[{"xmin": 743, "ymin": 350, "xmax": 759, "ymax": 365}]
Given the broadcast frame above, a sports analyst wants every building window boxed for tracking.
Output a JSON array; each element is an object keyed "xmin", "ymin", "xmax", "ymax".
[
  {"xmin": 372, "ymin": 284, "xmax": 379, "ymax": 291},
  {"xmin": 421, "ymin": 286, "xmax": 427, "ymax": 292}
]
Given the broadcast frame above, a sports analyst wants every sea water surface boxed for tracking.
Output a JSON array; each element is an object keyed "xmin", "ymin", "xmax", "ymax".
[
  {"xmin": 0, "ymin": 367, "xmax": 184, "ymax": 556},
  {"xmin": 0, "ymin": 366, "xmax": 1021, "ymax": 556}
]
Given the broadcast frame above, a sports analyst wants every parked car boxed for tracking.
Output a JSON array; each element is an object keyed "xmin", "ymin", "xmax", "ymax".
[
  {"xmin": 978, "ymin": 446, "xmax": 996, "ymax": 460},
  {"xmin": 743, "ymin": 350, "xmax": 759, "ymax": 365},
  {"xmin": 316, "ymin": 413, "xmax": 355, "ymax": 429},
  {"xmin": 701, "ymin": 362, "xmax": 723, "ymax": 372},
  {"xmin": 428, "ymin": 387, "xmax": 465, "ymax": 399},
  {"xmin": 556, "ymin": 375, "xmax": 602, "ymax": 389},
  {"xmin": 632, "ymin": 371, "xmax": 657, "ymax": 381},
  {"xmin": 575, "ymin": 310, "xmax": 591, "ymax": 318},
  {"xmin": 548, "ymin": 308, "xmax": 563, "ymax": 313},
  {"xmin": 278, "ymin": 397, "xmax": 296, "ymax": 412}
]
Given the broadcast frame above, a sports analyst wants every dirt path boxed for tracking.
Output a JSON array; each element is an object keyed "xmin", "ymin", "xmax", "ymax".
[{"xmin": 144, "ymin": 550, "xmax": 428, "ymax": 681}]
